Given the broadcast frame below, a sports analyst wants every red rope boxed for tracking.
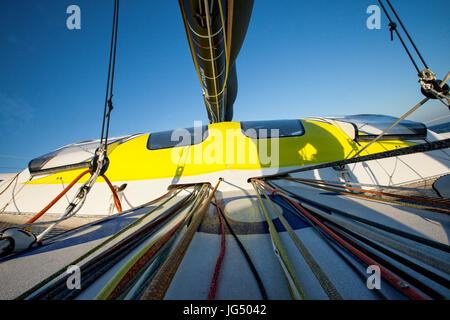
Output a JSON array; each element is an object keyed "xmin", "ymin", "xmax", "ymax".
[
  {"xmin": 272, "ymin": 187, "xmax": 427, "ymax": 300},
  {"xmin": 207, "ymin": 192, "xmax": 226, "ymax": 300},
  {"xmin": 107, "ymin": 217, "xmax": 185, "ymax": 299}
]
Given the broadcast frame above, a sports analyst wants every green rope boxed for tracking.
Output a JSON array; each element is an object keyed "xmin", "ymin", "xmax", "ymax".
[
  {"xmin": 251, "ymin": 182, "xmax": 306, "ymax": 300},
  {"xmin": 15, "ymin": 188, "xmax": 184, "ymax": 300},
  {"xmin": 258, "ymin": 185, "xmax": 342, "ymax": 300}
]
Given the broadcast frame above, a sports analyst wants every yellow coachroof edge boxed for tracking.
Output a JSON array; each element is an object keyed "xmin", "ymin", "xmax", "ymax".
[{"xmin": 28, "ymin": 120, "xmax": 416, "ymax": 184}]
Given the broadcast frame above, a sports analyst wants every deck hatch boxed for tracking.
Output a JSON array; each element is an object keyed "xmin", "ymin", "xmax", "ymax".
[
  {"xmin": 327, "ymin": 114, "xmax": 427, "ymax": 141},
  {"xmin": 147, "ymin": 125, "xmax": 209, "ymax": 150},
  {"xmin": 240, "ymin": 119, "xmax": 305, "ymax": 139}
]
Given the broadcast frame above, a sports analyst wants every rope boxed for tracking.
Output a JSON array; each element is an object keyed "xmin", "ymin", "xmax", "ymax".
[
  {"xmin": 268, "ymin": 180, "xmax": 450, "ymax": 253},
  {"xmin": 100, "ymin": 0, "xmax": 119, "ymax": 149},
  {"xmin": 24, "ymin": 169, "xmax": 92, "ymax": 225},
  {"xmin": 326, "ymin": 222, "xmax": 444, "ymax": 299},
  {"xmin": 251, "ymin": 181, "xmax": 306, "ymax": 300},
  {"xmin": 278, "ymin": 177, "xmax": 442, "ymax": 195},
  {"xmin": 384, "ymin": 0, "xmax": 429, "ymax": 70},
  {"xmin": 274, "ymin": 189, "xmax": 427, "ymax": 300},
  {"xmin": 37, "ymin": 190, "xmax": 198, "ymax": 300},
  {"xmin": 266, "ymin": 180, "xmax": 450, "ymax": 280},
  {"xmin": 286, "ymin": 178, "xmax": 450, "ymax": 214},
  {"xmin": 326, "ymin": 222, "xmax": 447, "ymax": 299},
  {"xmin": 266, "ymin": 183, "xmax": 389, "ymax": 299},
  {"xmin": 96, "ymin": 187, "xmax": 205, "ymax": 300},
  {"xmin": 285, "ymin": 177, "xmax": 450, "ymax": 209},
  {"xmin": 203, "ymin": 0, "xmax": 221, "ymax": 120},
  {"xmin": 0, "ymin": 173, "xmax": 19, "ymax": 197},
  {"xmin": 266, "ymin": 181, "xmax": 450, "ymax": 275},
  {"xmin": 207, "ymin": 192, "xmax": 226, "ymax": 300},
  {"xmin": 102, "ymin": 174, "xmax": 123, "ymax": 213},
  {"xmin": 16, "ymin": 188, "xmax": 180, "ymax": 300},
  {"xmin": 179, "ymin": 0, "xmax": 231, "ymax": 122},
  {"xmin": 211, "ymin": 201, "xmax": 268, "ymax": 300},
  {"xmin": 178, "ymin": 0, "xmax": 217, "ymax": 123},
  {"xmin": 350, "ymin": 98, "xmax": 430, "ymax": 159},
  {"xmin": 257, "ymin": 138, "xmax": 450, "ymax": 180},
  {"xmin": 377, "ymin": 0, "xmax": 422, "ymax": 73},
  {"xmin": 38, "ymin": 188, "xmax": 178, "ymax": 243},
  {"xmin": 140, "ymin": 179, "xmax": 222, "ymax": 300},
  {"xmin": 255, "ymin": 181, "xmax": 342, "ymax": 300}
]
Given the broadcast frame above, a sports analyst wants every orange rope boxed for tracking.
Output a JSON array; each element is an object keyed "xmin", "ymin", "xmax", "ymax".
[
  {"xmin": 25, "ymin": 169, "xmax": 93, "ymax": 224},
  {"xmin": 102, "ymin": 174, "xmax": 122, "ymax": 213}
]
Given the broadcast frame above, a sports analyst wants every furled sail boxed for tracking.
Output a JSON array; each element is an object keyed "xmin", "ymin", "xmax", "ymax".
[{"xmin": 178, "ymin": 0, "xmax": 254, "ymax": 123}]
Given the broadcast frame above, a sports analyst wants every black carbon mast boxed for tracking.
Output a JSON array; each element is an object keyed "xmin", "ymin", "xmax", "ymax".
[{"xmin": 179, "ymin": 0, "xmax": 254, "ymax": 123}]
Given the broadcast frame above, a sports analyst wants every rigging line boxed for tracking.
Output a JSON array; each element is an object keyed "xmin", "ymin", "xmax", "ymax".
[
  {"xmin": 96, "ymin": 188, "xmax": 205, "ymax": 300},
  {"xmin": 276, "ymin": 177, "xmax": 435, "ymax": 194},
  {"xmin": 104, "ymin": 0, "xmax": 120, "ymax": 148},
  {"xmin": 385, "ymin": 0, "xmax": 429, "ymax": 70},
  {"xmin": 257, "ymin": 184, "xmax": 343, "ymax": 300},
  {"xmin": 11, "ymin": 174, "xmax": 30, "ymax": 216},
  {"xmin": 201, "ymin": 0, "xmax": 231, "ymax": 101},
  {"xmin": 40, "ymin": 190, "xmax": 199, "ymax": 300},
  {"xmin": 101, "ymin": 0, "xmax": 120, "ymax": 150},
  {"xmin": 273, "ymin": 190, "xmax": 428, "ymax": 300},
  {"xmin": 289, "ymin": 178, "xmax": 450, "ymax": 214},
  {"xmin": 207, "ymin": 192, "xmax": 226, "ymax": 300},
  {"xmin": 41, "ymin": 189, "xmax": 181, "ymax": 244},
  {"xmin": 0, "ymin": 173, "xmax": 19, "ymax": 197},
  {"xmin": 251, "ymin": 182, "xmax": 306, "ymax": 300},
  {"xmin": 24, "ymin": 170, "xmax": 92, "ymax": 225},
  {"xmin": 126, "ymin": 237, "xmax": 177, "ymax": 300},
  {"xmin": 257, "ymin": 138, "xmax": 450, "ymax": 180},
  {"xmin": 424, "ymin": 114, "xmax": 450, "ymax": 124},
  {"xmin": 100, "ymin": 0, "xmax": 118, "ymax": 145},
  {"xmin": 349, "ymin": 97, "xmax": 429, "ymax": 159},
  {"xmin": 38, "ymin": 188, "xmax": 179, "ymax": 243},
  {"xmin": 325, "ymin": 221, "xmax": 445, "ymax": 300},
  {"xmin": 140, "ymin": 180, "xmax": 222, "ymax": 300},
  {"xmin": 178, "ymin": 0, "xmax": 219, "ymax": 123},
  {"xmin": 269, "ymin": 180, "xmax": 450, "ymax": 253},
  {"xmin": 179, "ymin": 1, "xmax": 213, "ymax": 121},
  {"xmin": 272, "ymin": 185, "xmax": 450, "ymax": 276},
  {"xmin": 102, "ymin": 174, "xmax": 123, "ymax": 213},
  {"xmin": 377, "ymin": 0, "xmax": 421, "ymax": 74},
  {"xmin": 98, "ymin": 185, "xmax": 207, "ymax": 299},
  {"xmin": 57, "ymin": 177, "xmax": 71, "ymax": 205},
  {"xmin": 203, "ymin": 0, "xmax": 221, "ymax": 121},
  {"xmin": 211, "ymin": 202, "xmax": 268, "ymax": 300},
  {"xmin": 16, "ymin": 188, "xmax": 182, "ymax": 300},
  {"xmin": 197, "ymin": 49, "xmax": 224, "ymax": 62},
  {"xmin": 285, "ymin": 177, "xmax": 450, "ymax": 208},
  {"xmin": 326, "ymin": 221, "xmax": 448, "ymax": 298},
  {"xmin": 262, "ymin": 181, "xmax": 388, "ymax": 300},
  {"xmin": 188, "ymin": 21, "xmax": 223, "ymax": 38}
]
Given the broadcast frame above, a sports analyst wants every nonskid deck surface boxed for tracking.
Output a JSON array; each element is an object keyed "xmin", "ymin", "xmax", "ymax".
[{"xmin": 0, "ymin": 183, "xmax": 449, "ymax": 300}]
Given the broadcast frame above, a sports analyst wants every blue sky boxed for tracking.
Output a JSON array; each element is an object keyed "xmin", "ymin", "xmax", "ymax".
[{"xmin": 0, "ymin": 0, "xmax": 449, "ymax": 172}]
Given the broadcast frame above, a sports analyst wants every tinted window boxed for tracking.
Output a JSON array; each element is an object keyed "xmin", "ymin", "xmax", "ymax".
[
  {"xmin": 328, "ymin": 114, "xmax": 427, "ymax": 140},
  {"xmin": 147, "ymin": 126, "xmax": 209, "ymax": 150},
  {"xmin": 241, "ymin": 120, "xmax": 305, "ymax": 139}
]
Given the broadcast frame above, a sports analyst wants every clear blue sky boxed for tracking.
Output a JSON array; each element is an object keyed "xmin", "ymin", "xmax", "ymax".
[{"xmin": 0, "ymin": 0, "xmax": 449, "ymax": 172}]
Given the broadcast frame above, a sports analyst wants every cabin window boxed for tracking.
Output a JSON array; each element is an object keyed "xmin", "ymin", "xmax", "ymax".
[
  {"xmin": 327, "ymin": 115, "xmax": 427, "ymax": 141},
  {"xmin": 28, "ymin": 135, "xmax": 139, "ymax": 176},
  {"xmin": 147, "ymin": 125, "xmax": 209, "ymax": 150},
  {"xmin": 240, "ymin": 119, "xmax": 305, "ymax": 139}
]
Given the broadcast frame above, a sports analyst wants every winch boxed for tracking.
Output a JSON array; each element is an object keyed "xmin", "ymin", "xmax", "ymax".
[{"xmin": 0, "ymin": 228, "xmax": 36, "ymax": 257}]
